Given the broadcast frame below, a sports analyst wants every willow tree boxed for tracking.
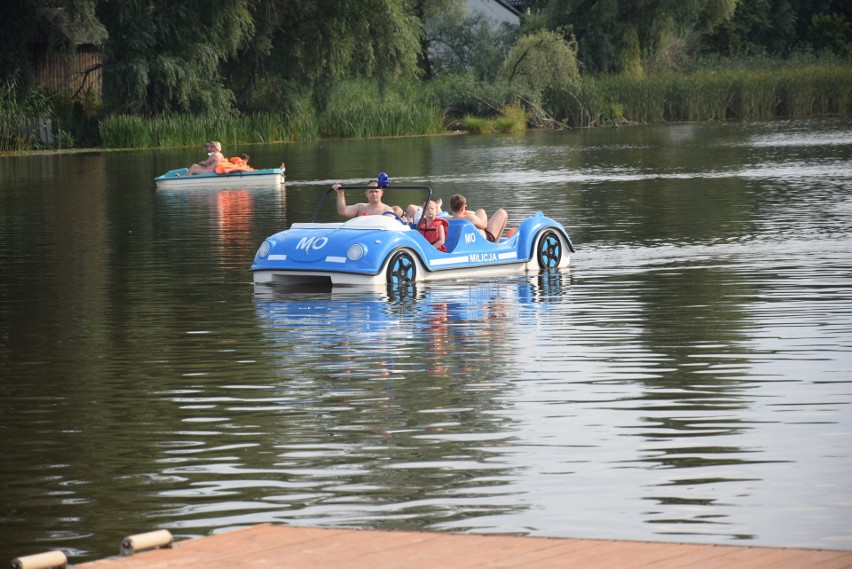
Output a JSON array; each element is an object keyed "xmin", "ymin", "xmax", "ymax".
[
  {"xmin": 500, "ymin": 29, "xmax": 579, "ymax": 93},
  {"xmin": 418, "ymin": 3, "xmax": 519, "ymax": 81},
  {"xmin": 225, "ymin": 0, "xmax": 423, "ymax": 113},
  {"xmin": 97, "ymin": 0, "xmax": 254, "ymax": 115}
]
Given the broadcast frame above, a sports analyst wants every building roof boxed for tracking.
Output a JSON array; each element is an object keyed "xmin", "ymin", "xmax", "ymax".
[{"xmin": 466, "ymin": 0, "xmax": 522, "ymax": 25}]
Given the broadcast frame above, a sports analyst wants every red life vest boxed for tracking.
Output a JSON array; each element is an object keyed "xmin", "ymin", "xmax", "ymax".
[{"xmin": 418, "ymin": 217, "xmax": 448, "ymax": 252}]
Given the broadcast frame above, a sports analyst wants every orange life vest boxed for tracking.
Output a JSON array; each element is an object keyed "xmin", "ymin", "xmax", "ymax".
[
  {"xmin": 418, "ymin": 217, "xmax": 448, "ymax": 252},
  {"xmin": 215, "ymin": 156, "xmax": 255, "ymax": 174}
]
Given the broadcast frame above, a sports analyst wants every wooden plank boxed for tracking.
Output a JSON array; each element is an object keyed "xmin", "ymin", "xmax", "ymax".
[
  {"xmin": 74, "ymin": 525, "xmax": 852, "ymax": 569},
  {"xmin": 337, "ymin": 532, "xmax": 563, "ymax": 569},
  {"xmin": 501, "ymin": 540, "xmax": 719, "ymax": 569},
  {"xmin": 241, "ymin": 527, "xmax": 438, "ymax": 568}
]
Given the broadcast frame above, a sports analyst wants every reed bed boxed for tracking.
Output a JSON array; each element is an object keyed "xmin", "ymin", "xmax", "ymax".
[
  {"xmin": 0, "ymin": 109, "xmax": 35, "ymax": 152},
  {"xmin": 548, "ymin": 63, "xmax": 852, "ymax": 127},
  {"xmin": 460, "ymin": 115, "xmax": 494, "ymax": 134},
  {"xmin": 320, "ymin": 80, "xmax": 444, "ymax": 138},
  {"xmin": 99, "ymin": 109, "xmax": 318, "ymax": 149},
  {"xmin": 460, "ymin": 101, "xmax": 528, "ymax": 134}
]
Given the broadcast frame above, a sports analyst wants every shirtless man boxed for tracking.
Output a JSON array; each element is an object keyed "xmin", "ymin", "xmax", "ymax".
[
  {"xmin": 449, "ymin": 193, "xmax": 508, "ymax": 242},
  {"xmin": 332, "ymin": 181, "xmax": 396, "ymax": 218}
]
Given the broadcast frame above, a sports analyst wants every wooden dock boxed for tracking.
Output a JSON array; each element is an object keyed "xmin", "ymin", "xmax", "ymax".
[{"xmin": 65, "ymin": 525, "xmax": 852, "ymax": 569}]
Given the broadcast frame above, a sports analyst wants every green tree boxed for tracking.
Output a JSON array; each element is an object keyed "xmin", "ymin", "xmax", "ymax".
[
  {"xmin": 701, "ymin": 0, "xmax": 852, "ymax": 57},
  {"xmin": 224, "ymin": 0, "xmax": 423, "ymax": 112},
  {"xmin": 808, "ymin": 12, "xmax": 852, "ymax": 55},
  {"xmin": 703, "ymin": 0, "xmax": 797, "ymax": 56},
  {"xmin": 412, "ymin": 0, "xmax": 463, "ymax": 80},
  {"xmin": 500, "ymin": 29, "xmax": 579, "ymax": 92},
  {"xmin": 540, "ymin": 0, "xmax": 737, "ymax": 75},
  {"xmin": 96, "ymin": 0, "xmax": 253, "ymax": 115},
  {"xmin": 0, "ymin": 2, "xmax": 40, "ymax": 90},
  {"xmin": 418, "ymin": 1, "xmax": 519, "ymax": 81}
]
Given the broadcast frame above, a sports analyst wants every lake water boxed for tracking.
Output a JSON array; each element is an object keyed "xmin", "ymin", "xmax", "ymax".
[{"xmin": 1, "ymin": 118, "xmax": 851, "ymax": 563}]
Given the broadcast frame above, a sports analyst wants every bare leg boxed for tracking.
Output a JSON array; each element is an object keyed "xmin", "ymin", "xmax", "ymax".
[
  {"xmin": 486, "ymin": 208, "xmax": 508, "ymax": 241},
  {"xmin": 406, "ymin": 204, "xmax": 421, "ymax": 223}
]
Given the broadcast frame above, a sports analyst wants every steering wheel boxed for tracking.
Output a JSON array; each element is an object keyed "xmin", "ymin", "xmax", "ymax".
[{"xmin": 383, "ymin": 210, "xmax": 407, "ymax": 225}]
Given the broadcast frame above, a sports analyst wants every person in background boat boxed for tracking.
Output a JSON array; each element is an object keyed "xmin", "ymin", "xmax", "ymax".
[
  {"xmin": 332, "ymin": 180, "xmax": 396, "ymax": 218},
  {"xmin": 235, "ymin": 153, "xmax": 252, "ymax": 169},
  {"xmin": 186, "ymin": 141, "xmax": 224, "ymax": 175},
  {"xmin": 215, "ymin": 153, "xmax": 254, "ymax": 174},
  {"xmin": 449, "ymin": 193, "xmax": 508, "ymax": 242},
  {"xmin": 417, "ymin": 200, "xmax": 448, "ymax": 252}
]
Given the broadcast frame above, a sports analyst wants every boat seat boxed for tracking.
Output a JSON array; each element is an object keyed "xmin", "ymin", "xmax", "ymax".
[{"xmin": 444, "ymin": 218, "xmax": 476, "ymax": 252}]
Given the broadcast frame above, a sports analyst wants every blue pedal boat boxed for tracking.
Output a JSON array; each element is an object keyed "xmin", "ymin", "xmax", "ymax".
[{"xmin": 250, "ymin": 183, "xmax": 574, "ymax": 288}]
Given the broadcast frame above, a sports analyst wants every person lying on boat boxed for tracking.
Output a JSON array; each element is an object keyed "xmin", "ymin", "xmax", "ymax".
[
  {"xmin": 449, "ymin": 193, "xmax": 508, "ymax": 242},
  {"xmin": 332, "ymin": 180, "xmax": 398, "ymax": 218},
  {"xmin": 417, "ymin": 200, "xmax": 448, "ymax": 251},
  {"xmin": 215, "ymin": 153, "xmax": 255, "ymax": 174},
  {"xmin": 186, "ymin": 141, "xmax": 224, "ymax": 175}
]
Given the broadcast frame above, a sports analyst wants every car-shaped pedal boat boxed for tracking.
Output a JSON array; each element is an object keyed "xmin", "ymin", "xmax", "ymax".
[{"xmin": 250, "ymin": 184, "xmax": 574, "ymax": 288}]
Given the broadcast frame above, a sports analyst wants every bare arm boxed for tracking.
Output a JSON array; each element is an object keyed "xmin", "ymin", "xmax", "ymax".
[
  {"xmin": 434, "ymin": 224, "xmax": 446, "ymax": 249},
  {"xmin": 467, "ymin": 211, "xmax": 487, "ymax": 230},
  {"xmin": 333, "ymin": 184, "xmax": 361, "ymax": 218},
  {"xmin": 202, "ymin": 152, "xmax": 224, "ymax": 168}
]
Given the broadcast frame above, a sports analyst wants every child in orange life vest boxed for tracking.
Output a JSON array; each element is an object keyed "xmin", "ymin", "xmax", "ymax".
[
  {"xmin": 417, "ymin": 200, "xmax": 448, "ymax": 252},
  {"xmin": 232, "ymin": 153, "xmax": 253, "ymax": 170}
]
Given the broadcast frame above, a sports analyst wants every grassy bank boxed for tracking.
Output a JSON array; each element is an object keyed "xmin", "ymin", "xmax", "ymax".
[{"xmin": 3, "ymin": 60, "xmax": 851, "ymax": 152}]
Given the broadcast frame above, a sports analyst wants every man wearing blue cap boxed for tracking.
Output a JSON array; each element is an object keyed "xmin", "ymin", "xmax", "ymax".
[{"xmin": 331, "ymin": 179, "xmax": 396, "ymax": 218}]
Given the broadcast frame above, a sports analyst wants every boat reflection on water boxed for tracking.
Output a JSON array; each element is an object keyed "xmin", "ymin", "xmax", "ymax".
[
  {"xmin": 252, "ymin": 270, "xmax": 571, "ymax": 381},
  {"xmin": 246, "ymin": 273, "xmax": 570, "ymax": 535},
  {"xmin": 156, "ymin": 184, "xmax": 287, "ymax": 271},
  {"xmin": 215, "ymin": 189, "xmax": 257, "ymax": 270}
]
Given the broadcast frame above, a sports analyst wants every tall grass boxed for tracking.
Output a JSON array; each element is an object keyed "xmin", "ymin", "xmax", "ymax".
[
  {"xmin": 0, "ymin": 78, "xmax": 60, "ymax": 151},
  {"xmin": 548, "ymin": 63, "xmax": 852, "ymax": 127},
  {"xmin": 0, "ymin": 108, "xmax": 34, "ymax": 152},
  {"xmin": 99, "ymin": 105, "xmax": 318, "ymax": 149},
  {"xmin": 320, "ymin": 80, "xmax": 444, "ymax": 138},
  {"xmin": 460, "ymin": 100, "xmax": 529, "ymax": 134}
]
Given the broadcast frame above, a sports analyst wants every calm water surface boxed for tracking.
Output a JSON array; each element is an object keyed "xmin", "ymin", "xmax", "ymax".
[{"xmin": 1, "ymin": 119, "xmax": 851, "ymax": 562}]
